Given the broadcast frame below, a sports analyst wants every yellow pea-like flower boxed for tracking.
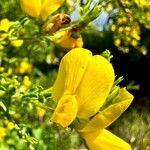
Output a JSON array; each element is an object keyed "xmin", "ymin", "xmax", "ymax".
[
  {"xmin": 20, "ymin": 0, "xmax": 65, "ymax": 21},
  {"xmin": 51, "ymin": 48, "xmax": 115, "ymax": 127},
  {"xmin": 51, "ymin": 48, "xmax": 133, "ymax": 149}
]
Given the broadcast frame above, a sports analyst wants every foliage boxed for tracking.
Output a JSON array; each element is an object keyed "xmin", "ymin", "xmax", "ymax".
[{"xmin": 110, "ymin": 108, "xmax": 150, "ymax": 150}]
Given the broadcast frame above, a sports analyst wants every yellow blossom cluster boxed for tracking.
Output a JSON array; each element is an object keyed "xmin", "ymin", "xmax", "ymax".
[
  {"xmin": 120, "ymin": 0, "xmax": 150, "ymax": 29},
  {"xmin": 104, "ymin": 0, "xmax": 150, "ymax": 53},
  {"xmin": 120, "ymin": 0, "xmax": 150, "ymax": 7},
  {"xmin": 17, "ymin": 58, "xmax": 32, "ymax": 92},
  {"xmin": 110, "ymin": 15, "xmax": 141, "ymax": 51},
  {"xmin": 139, "ymin": 11, "xmax": 150, "ymax": 29},
  {"xmin": 0, "ymin": 18, "xmax": 23, "ymax": 50}
]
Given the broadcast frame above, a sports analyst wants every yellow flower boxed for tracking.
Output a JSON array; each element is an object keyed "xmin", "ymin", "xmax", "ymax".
[
  {"xmin": 7, "ymin": 122, "xmax": 15, "ymax": 130},
  {"xmin": 104, "ymin": 3, "xmax": 113, "ymax": 12},
  {"xmin": 50, "ymin": 30, "xmax": 83, "ymax": 49},
  {"xmin": 10, "ymin": 39, "xmax": 23, "ymax": 47},
  {"xmin": 36, "ymin": 106, "xmax": 46, "ymax": 118},
  {"xmin": 131, "ymin": 39, "xmax": 138, "ymax": 47},
  {"xmin": 134, "ymin": 0, "xmax": 148, "ymax": 7},
  {"xmin": 131, "ymin": 29, "xmax": 140, "ymax": 40},
  {"xmin": 114, "ymin": 39, "xmax": 121, "ymax": 47},
  {"xmin": 0, "ymin": 19, "xmax": 23, "ymax": 48},
  {"xmin": 51, "ymin": 48, "xmax": 133, "ymax": 149},
  {"xmin": 0, "ymin": 19, "xmax": 15, "ymax": 44},
  {"xmin": 23, "ymin": 76, "xmax": 32, "ymax": 87},
  {"xmin": 0, "ymin": 127, "xmax": 7, "ymax": 141},
  {"xmin": 78, "ymin": 88, "xmax": 133, "ymax": 150},
  {"xmin": 0, "ymin": 44, "xmax": 5, "ymax": 50},
  {"xmin": 0, "ymin": 18, "xmax": 15, "ymax": 32},
  {"xmin": 18, "ymin": 59, "xmax": 32, "ymax": 74},
  {"xmin": 111, "ymin": 24, "xmax": 116, "ymax": 31},
  {"xmin": 0, "ymin": 67, "xmax": 5, "ymax": 72},
  {"xmin": 51, "ymin": 48, "xmax": 115, "ymax": 127},
  {"xmin": 20, "ymin": 76, "xmax": 32, "ymax": 92},
  {"xmin": 125, "ymin": 26, "xmax": 131, "ymax": 32},
  {"xmin": 20, "ymin": 0, "xmax": 65, "ymax": 21},
  {"xmin": 118, "ymin": 27, "xmax": 124, "ymax": 33}
]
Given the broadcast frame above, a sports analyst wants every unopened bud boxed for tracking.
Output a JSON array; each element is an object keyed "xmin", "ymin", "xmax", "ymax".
[{"xmin": 42, "ymin": 14, "xmax": 71, "ymax": 34}]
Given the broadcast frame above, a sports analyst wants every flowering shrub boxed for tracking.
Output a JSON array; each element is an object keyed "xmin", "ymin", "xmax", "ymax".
[{"xmin": 2, "ymin": 0, "xmax": 149, "ymax": 149}]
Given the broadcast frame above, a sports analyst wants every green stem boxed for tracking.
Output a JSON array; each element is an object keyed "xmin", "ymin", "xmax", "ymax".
[
  {"xmin": 40, "ymin": 87, "xmax": 52, "ymax": 97},
  {"xmin": 30, "ymin": 100, "xmax": 54, "ymax": 112}
]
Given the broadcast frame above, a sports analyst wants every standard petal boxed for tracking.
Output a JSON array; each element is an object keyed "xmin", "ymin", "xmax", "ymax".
[
  {"xmin": 80, "ymin": 88, "xmax": 133, "ymax": 132},
  {"xmin": 51, "ymin": 95, "xmax": 78, "ymax": 127},
  {"xmin": 81, "ymin": 129, "xmax": 131, "ymax": 150},
  {"xmin": 20, "ymin": 0, "xmax": 41, "ymax": 18},
  {"xmin": 76, "ymin": 55, "xmax": 115, "ymax": 118},
  {"xmin": 41, "ymin": 0, "xmax": 65, "ymax": 20},
  {"xmin": 52, "ymin": 48, "xmax": 92, "ymax": 101}
]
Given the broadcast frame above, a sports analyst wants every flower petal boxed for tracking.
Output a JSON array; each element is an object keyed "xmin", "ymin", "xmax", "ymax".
[
  {"xmin": 41, "ymin": 0, "xmax": 65, "ymax": 20},
  {"xmin": 76, "ymin": 55, "xmax": 115, "ymax": 118},
  {"xmin": 81, "ymin": 129, "xmax": 131, "ymax": 150},
  {"xmin": 52, "ymin": 48, "xmax": 92, "ymax": 101},
  {"xmin": 80, "ymin": 88, "xmax": 133, "ymax": 132},
  {"xmin": 51, "ymin": 95, "xmax": 78, "ymax": 127},
  {"xmin": 54, "ymin": 30, "xmax": 83, "ymax": 49},
  {"xmin": 20, "ymin": 0, "xmax": 41, "ymax": 18}
]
